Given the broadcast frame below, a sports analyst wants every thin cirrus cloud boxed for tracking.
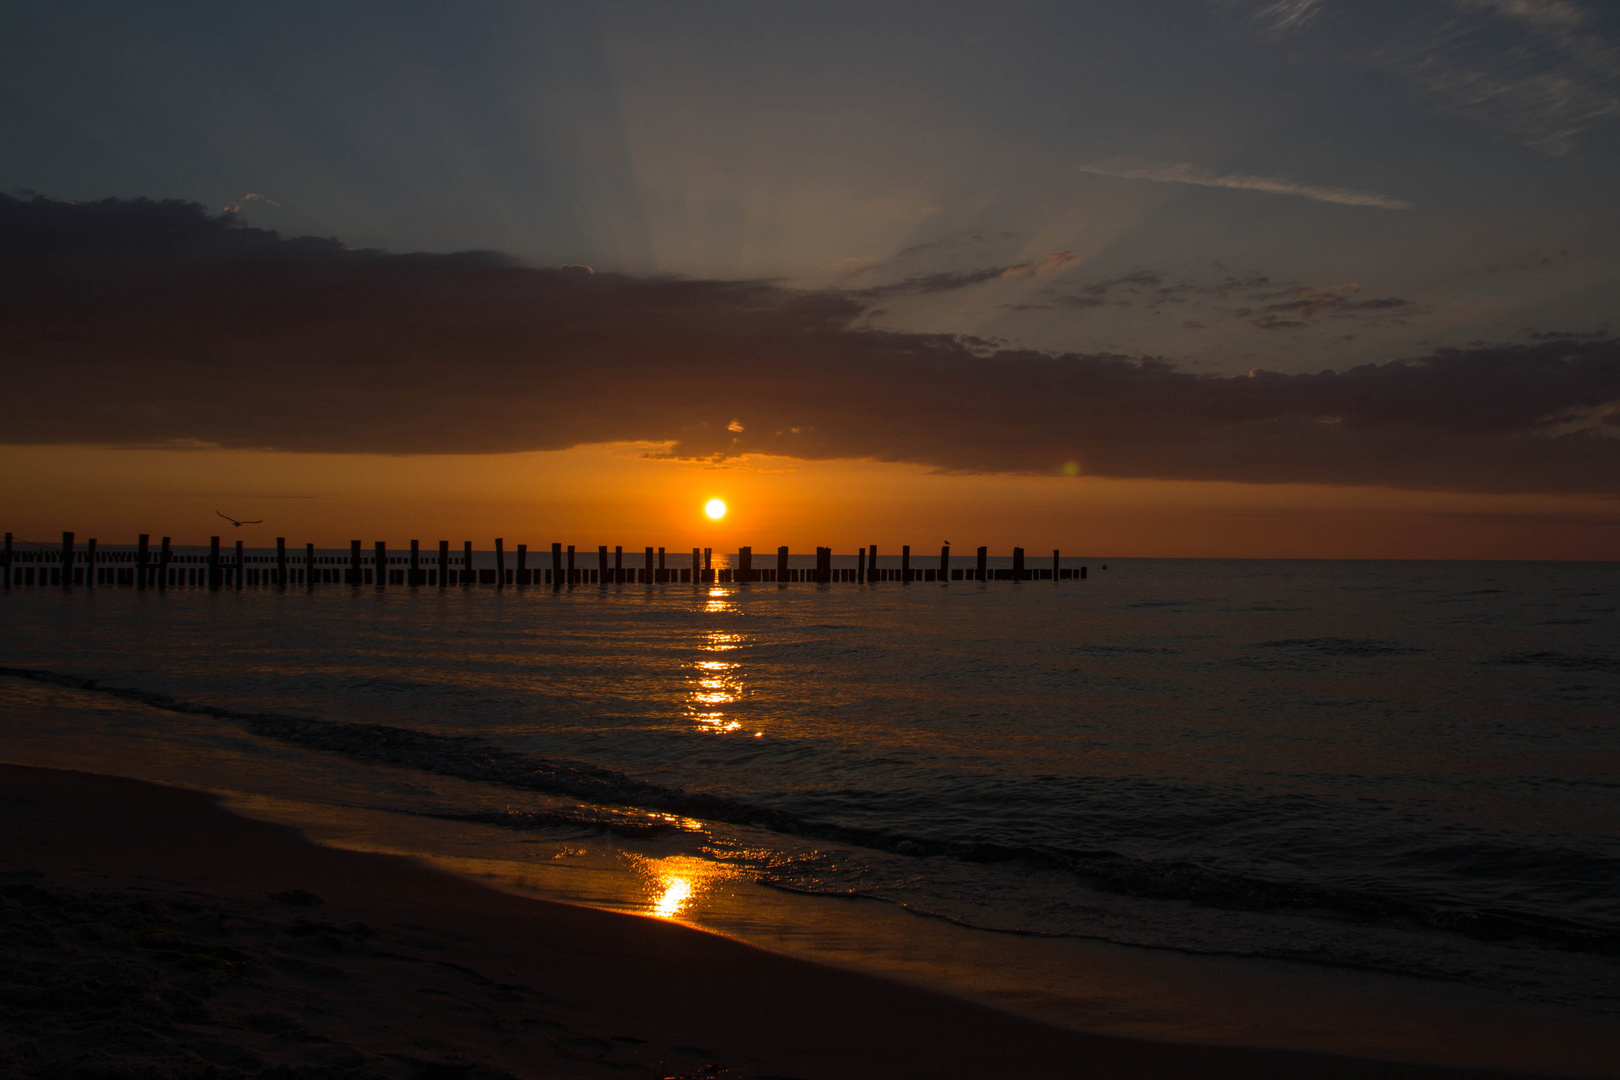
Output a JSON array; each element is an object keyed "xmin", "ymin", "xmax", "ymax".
[
  {"xmin": 1080, "ymin": 158, "xmax": 1415, "ymax": 210},
  {"xmin": 3, "ymin": 195, "xmax": 1618, "ymax": 495}
]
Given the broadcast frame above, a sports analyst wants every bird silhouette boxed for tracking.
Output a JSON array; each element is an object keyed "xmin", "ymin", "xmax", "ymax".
[{"xmin": 215, "ymin": 511, "xmax": 263, "ymax": 527}]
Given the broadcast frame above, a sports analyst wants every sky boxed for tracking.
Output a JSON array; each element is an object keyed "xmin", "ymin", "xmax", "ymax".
[{"xmin": 2, "ymin": 0, "xmax": 1618, "ymax": 556}]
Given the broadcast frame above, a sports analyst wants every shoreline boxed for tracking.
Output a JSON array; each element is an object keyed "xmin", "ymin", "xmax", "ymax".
[{"xmin": 0, "ymin": 762, "xmax": 1601, "ymax": 1080}]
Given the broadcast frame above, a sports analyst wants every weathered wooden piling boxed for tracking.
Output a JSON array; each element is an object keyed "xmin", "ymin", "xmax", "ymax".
[
  {"xmin": 976, "ymin": 545, "xmax": 987, "ymax": 582},
  {"xmin": 236, "ymin": 540, "xmax": 245, "ymax": 589},
  {"xmin": 597, "ymin": 545, "xmax": 608, "ymax": 587},
  {"xmin": 704, "ymin": 548, "xmax": 712, "ymax": 584},
  {"xmin": 777, "ymin": 545, "xmax": 788, "ymax": 583},
  {"xmin": 1053, "ymin": 549, "xmax": 1059, "ymax": 580},
  {"xmin": 61, "ymin": 531, "xmax": 75, "ymax": 588},
  {"xmin": 738, "ymin": 546, "xmax": 752, "ymax": 583},
  {"xmin": 375, "ymin": 541, "xmax": 387, "ymax": 588},
  {"xmin": 615, "ymin": 545, "xmax": 623, "ymax": 584},
  {"xmin": 1013, "ymin": 547, "xmax": 1025, "ymax": 582},
  {"xmin": 494, "ymin": 538, "xmax": 505, "ymax": 589},
  {"xmin": 438, "ymin": 541, "xmax": 449, "ymax": 588},
  {"xmin": 137, "ymin": 534, "xmax": 149, "ymax": 589},
  {"xmin": 410, "ymin": 540, "xmax": 420, "ymax": 585},
  {"xmin": 692, "ymin": 548, "xmax": 701, "ymax": 586},
  {"xmin": 207, "ymin": 535, "xmax": 220, "ymax": 590},
  {"xmin": 869, "ymin": 544, "xmax": 879, "ymax": 584},
  {"xmin": 1081, "ymin": 565, "xmax": 1088, "ymax": 579},
  {"xmin": 816, "ymin": 546, "xmax": 830, "ymax": 584},
  {"xmin": 349, "ymin": 540, "xmax": 361, "ymax": 586},
  {"xmin": 85, "ymin": 538, "xmax": 97, "ymax": 588},
  {"xmin": 2, "ymin": 532, "xmax": 11, "ymax": 590},
  {"xmin": 940, "ymin": 544, "xmax": 950, "ymax": 582},
  {"xmin": 276, "ymin": 538, "xmax": 288, "ymax": 588},
  {"xmin": 159, "ymin": 537, "xmax": 171, "ymax": 589},
  {"xmin": 464, "ymin": 541, "xmax": 474, "ymax": 586},
  {"xmin": 643, "ymin": 546, "xmax": 653, "ymax": 585},
  {"xmin": 517, "ymin": 543, "xmax": 528, "ymax": 587},
  {"xmin": 551, "ymin": 543, "xmax": 562, "ymax": 588},
  {"xmin": 306, "ymin": 542, "xmax": 316, "ymax": 588},
  {"xmin": 902, "ymin": 544, "xmax": 911, "ymax": 584}
]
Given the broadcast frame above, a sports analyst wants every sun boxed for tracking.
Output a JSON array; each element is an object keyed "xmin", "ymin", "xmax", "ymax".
[{"xmin": 704, "ymin": 498, "xmax": 728, "ymax": 521}]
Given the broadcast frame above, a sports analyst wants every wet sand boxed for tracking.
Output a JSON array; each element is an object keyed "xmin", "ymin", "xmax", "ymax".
[{"xmin": 0, "ymin": 762, "xmax": 1590, "ymax": 1079}]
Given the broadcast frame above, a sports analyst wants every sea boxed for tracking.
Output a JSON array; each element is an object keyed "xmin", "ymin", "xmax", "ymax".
[{"xmin": 2, "ymin": 558, "xmax": 1618, "ymax": 1063}]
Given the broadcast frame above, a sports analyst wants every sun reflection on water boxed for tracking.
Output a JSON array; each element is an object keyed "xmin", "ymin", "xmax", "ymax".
[
  {"xmin": 640, "ymin": 855, "xmax": 719, "ymax": 920},
  {"xmin": 687, "ymin": 629, "xmax": 749, "ymax": 734}
]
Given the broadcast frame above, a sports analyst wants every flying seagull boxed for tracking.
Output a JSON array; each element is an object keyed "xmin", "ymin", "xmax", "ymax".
[{"xmin": 216, "ymin": 511, "xmax": 263, "ymax": 527}]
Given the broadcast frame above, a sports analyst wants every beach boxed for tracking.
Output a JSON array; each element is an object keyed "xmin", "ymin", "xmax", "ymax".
[{"xmin": 4, "ymin": 761, "xmax": 1600, "ymax": 1080}]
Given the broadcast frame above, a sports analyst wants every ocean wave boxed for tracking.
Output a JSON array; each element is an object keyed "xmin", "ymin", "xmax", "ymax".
[{"xmin": 4, "ymin": 664, "xmax": 1617, "ymax": 960}]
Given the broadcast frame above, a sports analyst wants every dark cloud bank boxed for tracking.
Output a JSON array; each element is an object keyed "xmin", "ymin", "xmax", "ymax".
[{"xmin": 4, "ymin": 196, "xmax": 1619, "ymax": 494}]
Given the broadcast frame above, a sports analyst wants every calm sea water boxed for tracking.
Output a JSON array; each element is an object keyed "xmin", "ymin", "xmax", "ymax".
[{"xmin": 2, "ymin": 559, "xmax": 1617, "ymax": 1018}]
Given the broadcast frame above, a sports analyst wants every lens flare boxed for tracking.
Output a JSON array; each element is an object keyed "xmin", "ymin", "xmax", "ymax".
[{"xmin": 704, "ymin": 498, "xmax": 727, "ymax": 520}]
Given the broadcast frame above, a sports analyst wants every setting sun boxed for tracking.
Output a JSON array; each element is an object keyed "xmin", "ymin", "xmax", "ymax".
[{"xmin": 704, "ymin": 498, "xmax": 727, "ymax": 520}]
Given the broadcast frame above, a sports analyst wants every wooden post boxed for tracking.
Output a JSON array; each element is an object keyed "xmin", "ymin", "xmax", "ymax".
[
  {"xmin": 207, "ymin": 535, "xmax": 221, "ymax": 590},
  {"xmin": 2, "ymin": 532, "xmax": 10, "ymax": 590},
  {"xmin": 658, "ymin": 547, "xmax": 666, "ymax": 584},
  {"xmin": 643, "ymin": 546, "xmax": 653, "ymax": 585},
  {"xmin": 692, "ymin": 547, "xmax": 701, "ymax": 586},
  {"xmin": 940, "ymin": 544, "xmax": 950, "ymax": 584},
  {"xmin": 276, "ymin": 537, "xmax": 287, "ymax": 588},
  {"xmin": 375, "ymin": 541, "xmax": 387, "ymax": 588},
  {"xmin": 463, "ymin": 541, "xmax": 474, "ymax": 586},
  {"xmin": 438, "ymin": 540, "xmax": 449, "ymax": 588},
  {"xmin": 85, "ymin": 538, "xmax": 97, "ymax": 588},
  {"xmin": 136, "ymin": 534, "xmax": 149, "ymax": 589},
  {"xmin": 704, "ymin": 548, "xmax": 712, "ymax": 583},
  {"xmin": 306, "ymin": 542, "xmax": 316, "ymax": 588},
  {"xmin": 494, "ymin": 538, "xmax": 505, "ymax": 589},
  {"xmin": 518, "ymin": 543, "xmax": 529, "ymax": 587},
  {"xmin": 614, "ymin": 545, "xmax": 623, "ymax": 584},
  {"xmin": 1081, "ymin": 565, "xmax": 1088, "ymax": 579},
  {"xmin": 738, "ymin": 546, "xmax": 751, "ymax": 583},
  {"xmin": 235, "ymin": 539, "xmax": 245, "ymax": 589},
  {"xmin": 1013, "ymin": 546, "xmax": 1025, "ymax": 582},
  {"xmin": 902, "ymin": 544, "xmax": 911, "ymax": 584},
  {"xmin": 868, "ymin": 544, "xmax": 878, "ymax": 584},
  {"xmin": 159, "ymin": 537, "xmax": 171, "ymax": 590},
  {"xmin": 976, "ymin": 545, "xmax": 987, "ymax": 582},
  {"xmin": 60, "ymin": 531, "xmax": 75, "ymax": 588},
  {"xmin": 816, "ymin": 546, "xmax": 830, "ymax": 584},
  {"xmin": 551, "ymin": 542, "xmax": 562, "ymax": 588},
  {"xmin": 564, "ymin": 544, "xmax": 574, "ymax": 585},
  {"xmin": 410, "ymin": 540, "xmax": 421, "ymax": 585},
  {"xmin": 1053, "ymin": 549, "xmax": 1060, "ymax": 582},
  {"xmin": 597, "ymin": 545, "xmax": 608, "ymax": 587},
  {"xmin": 349, "ymin": 540, "xmax": 361, "ymax": 586},
  {"xmin": 777, "ymin": 545, "xmax": 788, "ymax": 584},
  {"xmin": 857, "ymin": 547, "xmax": 865, "ymax": 584}
]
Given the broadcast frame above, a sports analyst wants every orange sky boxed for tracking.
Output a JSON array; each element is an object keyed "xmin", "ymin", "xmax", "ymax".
[{"xmin": 3, "ymin": 443, "xmax": 1615, "ymax": 560}]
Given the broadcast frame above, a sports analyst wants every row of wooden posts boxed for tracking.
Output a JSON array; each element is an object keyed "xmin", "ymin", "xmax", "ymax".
[{"xmin": 3, "ymin": 532, "xmax": 1088, "ymax": 589}]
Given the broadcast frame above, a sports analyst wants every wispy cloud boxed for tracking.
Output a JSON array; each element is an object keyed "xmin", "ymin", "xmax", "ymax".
[
  {"xmin": 849, "ymin": 251, "xmax": 1078, "ymax": 299},
  {"xmin": 1251, "ymin": 0, "xmax": 1325, "ymax": 35},
  {"xmin": 1079, "ymin": 159, "xmax": 1414, "ymax": 210}
]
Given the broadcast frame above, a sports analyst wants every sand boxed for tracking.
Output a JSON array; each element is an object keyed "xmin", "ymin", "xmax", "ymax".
[{"xmin": 0, "ymin": 762, "xmax": 1581, "ymax": 1079}]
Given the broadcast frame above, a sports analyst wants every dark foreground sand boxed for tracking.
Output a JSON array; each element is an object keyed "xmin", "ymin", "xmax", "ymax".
[{"xmin": 0, "ymin": 763, "xmax": 1578, "ymax": 1080}]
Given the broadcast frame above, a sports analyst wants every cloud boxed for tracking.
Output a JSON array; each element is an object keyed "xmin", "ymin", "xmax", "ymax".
[
  {"xmin": 849, "ymin": 250, "xmax": 1078, "ymax": 299},
  {"xmin": 1250, "ymin": 0, "xmax": 1326, "ymax": 34},
  {"xmin": 3, "ymin": 195, "xmax": 1618, "ymax": 495},
  {"xmin": 1080, "ymin": 158, "xmax": 1415, "ymax": 210},
  {"xmin": 1361, "ymin": 0, "xmax": 1620, "ymax": 154}
]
